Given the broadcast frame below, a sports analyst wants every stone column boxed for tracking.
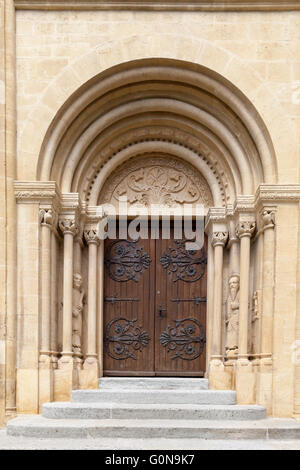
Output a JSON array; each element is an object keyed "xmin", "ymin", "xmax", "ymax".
[
  {"xmin": 50, "ymin": 230, "xmax": 58, "ymax": 369},
  {"xmin": 236, "ymin": 219, "xmax": 256, "ymax": 404},
  {"xmin": 81, "ymin": 229, "xmax": 99, "ymax": 389},
  {"xmin": 58, "ymin": 218, "xmax": 77, "ymax": 368},
  {"xmin": 257, "ymin": 208, "xmax": 275, "ymax": 412},
  {"xmin": 209, "ymin": 231, "xmax": 231, "ymax": 390},
  {"xmin": 97, "ymin": 239, "xmax": 105, "ymax": 377},
  {"xmin": 55, "ymin": 217, "xmax": 78, "ymax": 400},
  {"xmin": 205, "ymin": 234, "xmax": 214, "ymax": 372},
  {"xmin": 38, "ymin": 208, "xmax": 55, "ymax": 410}
]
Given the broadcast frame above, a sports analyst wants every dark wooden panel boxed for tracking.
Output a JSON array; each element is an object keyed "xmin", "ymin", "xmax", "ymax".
[
  {"xmin": 103, "ymin": 224, "xmax": 155, "ymax": 374},
  {"xmin": 155, "ymin": 228, "xmax": 207, "ymax": 375}
]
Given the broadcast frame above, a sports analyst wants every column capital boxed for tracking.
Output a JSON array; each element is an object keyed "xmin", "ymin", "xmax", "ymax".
[
  {"xmin": 211, "ymin": 231, "xmax": 228, "ymax": 247},
  {"xmin": 236, "ymin": 220, "xmax": 256, "ymax": 239},
  {"xmin": 260, "ymin": 208, "xmax": 275, "ymax": 231},
  {"xmin": 84, "ymin": 229, "xmax": 100, "ymax": 245},
  {"xmin": 59, "ymin": 217, "xmax": 78, "ymax": 236},
  {"xmin": 39, "ymin": 208, "xmax": 58, "ymax": 231}
]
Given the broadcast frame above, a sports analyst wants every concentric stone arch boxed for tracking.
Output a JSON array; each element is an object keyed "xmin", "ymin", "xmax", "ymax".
[{"xmin": 32, "ymin": 55, "xmax": 278, "ymax": 207}]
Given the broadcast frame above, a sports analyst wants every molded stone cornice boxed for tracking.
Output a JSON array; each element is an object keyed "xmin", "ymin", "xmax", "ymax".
[
  {"xmin": 255, "ymin": 184, "xmax": 300, "ymax": 206},
  {"xmin": 14, "ymin": 1, "xmax": 300, "ymax": 11},
  {"xmin": 14, "ymin": 181, "xmax": 61, "ymax": 205}
]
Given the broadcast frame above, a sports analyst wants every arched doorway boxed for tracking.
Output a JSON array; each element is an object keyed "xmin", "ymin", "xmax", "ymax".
[{"xmin": 15, "ymin": 58, "xmax": 278, "ymax": 413}]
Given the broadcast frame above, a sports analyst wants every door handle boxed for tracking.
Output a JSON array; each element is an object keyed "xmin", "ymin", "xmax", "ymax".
[{"xmin": 158, "ymin": 306, "xmax": 166, "ymax": 319}]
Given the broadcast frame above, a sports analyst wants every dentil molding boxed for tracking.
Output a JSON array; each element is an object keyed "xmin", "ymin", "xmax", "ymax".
[{"xmin": 13, "ymin": 1, "xmax": 300, "ymax": 11}]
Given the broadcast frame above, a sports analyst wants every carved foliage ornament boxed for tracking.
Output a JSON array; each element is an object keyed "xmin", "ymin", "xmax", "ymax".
[
  {"xmin": 236, "ymin": 221, "xmax": 256, "ymax": 239},
  {"xmin": 99, "ymin": 156, "xmax": 213, "ymax": 209},
  {"xmin": 84, "ymin": 229, "xmax": 100, "ymax": 245},
  {"xmin": 211, "ymin": 231, "xmax": 228, "ymax": 247},
  {"xmin": 59, "ymin": 218, "xmax": 78, "ymax": 236}
]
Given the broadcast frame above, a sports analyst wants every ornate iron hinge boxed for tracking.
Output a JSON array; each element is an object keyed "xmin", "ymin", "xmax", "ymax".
[
  {"xmin": 171, "ymin": 296, "xmax": 207, "ymax": 305},
  {"xmin": 104, "ymin": 296, "xmax": 140, "ymax": 304}
]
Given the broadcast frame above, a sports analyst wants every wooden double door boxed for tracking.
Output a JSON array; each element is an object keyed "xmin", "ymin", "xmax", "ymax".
[{"xmin": 103, "ymin": 223, "xmax": 207, "ymax": 376}]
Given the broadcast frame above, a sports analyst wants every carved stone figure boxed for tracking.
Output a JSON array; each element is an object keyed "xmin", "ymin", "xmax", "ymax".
[
  {"xmin": 72, "ymin": 273, "xmax": 85, "ymax": 356},
  {"xmin": 225, "ymin": 274, "xmax": 240, "ymax": 358}
]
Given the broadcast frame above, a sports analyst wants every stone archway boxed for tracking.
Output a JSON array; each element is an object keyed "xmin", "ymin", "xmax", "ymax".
[{"xmin": 14, "ymin": 58, "xmax": 280, "ymax": 415}]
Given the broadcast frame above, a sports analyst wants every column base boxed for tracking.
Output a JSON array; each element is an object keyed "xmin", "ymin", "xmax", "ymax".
[
  {"xmin": 16, "ymin": 369, "xmax": 39, "ymax": 414},
  {"xmin": 80, "ymin": 356, "xmax": 99, "ymax": 389},
  {"xmin": 209, "ymin": 358, "xmax": 232, "ymax": 390},
  {"xmin": 236, "ymin": 358, "xmax": 256, "ymax": 404},
  {"xmin": 53, "ymin": 368, "xmax": 78, "ymax": 402},
  {"xmin": 38, "ymin": 368, "xmax": 54, "ymax": 412},
  {"xmin": 256, "ymin": 357, "xmax": 273, "ymax": 414}
]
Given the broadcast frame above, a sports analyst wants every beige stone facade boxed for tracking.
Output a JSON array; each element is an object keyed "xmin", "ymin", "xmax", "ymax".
[{"xmin": 1, "ymin": 0, "xmax": 300, "ymax": 426}]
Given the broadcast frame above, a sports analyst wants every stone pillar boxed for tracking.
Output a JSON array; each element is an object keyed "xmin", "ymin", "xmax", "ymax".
[
  {"xmin": 56, "ymin": 217, "xmax": 77, "ymax": 400},
  {"xmin": 3, "ymin": 0, "xmax": 17, "ymax": 423},
  {"xmin": 257, "ymin": 208, "xmax": 275, "ymax": 413},
  {"xmin": 50, "ymin": 230, "xmax": 58, "ymax": 370},
  {"xmin": 209, "ymin": 231, "xmax": 231, "ymax": 390},
  {"xmin": 205, "ymin": 234, "xmax": 214, "ymax": 373},
  {"xmin": 97, "ymin": 239, "xmax": 105, "ymax": 377},
  {"xmin": 81, "ymin": 229, "xmax": 99, "ymax": 389},
  {"xmin": 16, "ymin": 201, "xmax": 40, "ymax": 414},
  {"xmin": 236, "ymin": 219, "xmax": 256, "ymax": 404},
  {"xmin": 38, "ymin": 209, "xmax": 55, "ymax": 410}
]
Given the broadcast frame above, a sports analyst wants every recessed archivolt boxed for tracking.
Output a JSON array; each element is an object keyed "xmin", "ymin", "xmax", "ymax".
[
  {"xmin": 78, "ymin": 126, "xmax": 235, "ymax": 207},
  {"xmin": 36, "ymin": 59, "xmax": 277, "ymax": 207}
]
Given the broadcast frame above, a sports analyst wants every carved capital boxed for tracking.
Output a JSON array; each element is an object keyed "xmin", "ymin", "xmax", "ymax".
[
  {"xmin": 211, "ymin": 231, "xmax": 228, "ymax": 247},
  {"xmin": 84, "ymin": 229, "xmax": 100, "ymax": 245},
  {"xmin": 236, "ymin": 220, "xmax": 256, "ymax": 239},
  {"xmin": 59, "ymin": 218, "xmax": 78, "ymax": 236},
  {"xmin": 39, "ymin": 208, "xmax": 58, "ymax": 230},
  {"xmin": 260, "ymin": 208, "xmax": 275, "ymax": 231}
]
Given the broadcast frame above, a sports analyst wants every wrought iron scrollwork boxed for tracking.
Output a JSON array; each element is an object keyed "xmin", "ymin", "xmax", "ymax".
[
  {"xmin": 160, "ymin": 240, "xmax": 206, "ymax": 283},
  {"xmin": 105, "ymin": 239, "xmax": 152, "ymax": 282},
  {"xmin": 160, "ymin": 318, "xmax": 205, "ymax": 361},
  {"xmin": 104, "ymin": 317, "xmax": 150, "ymax": 360},
  {"xmin": 104, "ymin": 296, "xmax": 140, "ymax": 304}
]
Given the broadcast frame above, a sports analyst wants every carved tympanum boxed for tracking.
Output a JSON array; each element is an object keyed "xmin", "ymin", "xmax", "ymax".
[
  {"xmin": 225, "ymin": 274, "xmax": 240, "ymax": 358},
  {"xmin": 98, "ymin": 156, "xmax": 213, "ymax": 209}
]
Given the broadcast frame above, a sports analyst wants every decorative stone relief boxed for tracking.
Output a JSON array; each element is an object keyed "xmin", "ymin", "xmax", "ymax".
[
  {"xmin": 225, "ymin": 274, "xmax": 240, "ymax": 358},
  {"xmin": 84, "ymin": 229, "xmax": 100, "ymax": 245},
  {"xmin": 251, "ymin": 289, "xmax": 261, "ymax": 355},
  {"xmin": 236, "ymin": 220, "xmax": 256, "ymax": 239},
  {"xmin": 211, "ymin": 231, "xmax": 228, "ymax": 247},
  {"xmin": 261, "ymin": 208, "xmax": 275, "ymax": 230},
  {"xmin": 72, "ymin": 273, "xmax": 85, "ymax": 357},
  {"xmin": 98, "ymin": 156, "xmax": 213, "ymax": 209},
  {"xmin": 59, "ymin": 217, "xmax": 78, "ymax": 236}
]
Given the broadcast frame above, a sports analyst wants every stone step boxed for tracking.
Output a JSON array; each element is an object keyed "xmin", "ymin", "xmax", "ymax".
[
  {"xmin": 98, "ymin": 378, "xmax": 209, "ymax": 390},
  {"xmin": 42, "ymin": 402, "xmax": 266, "ymax": 420},
  {"xmin": 7, "ymin": 416, "xmax": 300, "ymax": 440},
  {"xmin": 72, "ymin": 389, "xmax": 236, "ymax": 405}
]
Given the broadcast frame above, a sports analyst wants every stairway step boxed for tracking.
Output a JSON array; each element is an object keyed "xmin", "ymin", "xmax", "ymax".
[
  {"xmin": 98, "ymin": 378, "xmax": 209, "ymax": 390},
  {"xmin": 7, "ymin": 416, "xmax": 300, "ymax": 440},
  {"xmin": 42, "ymin": 402, "xmax": 266, "ymax": 420},
  {"xmin": 72, "ymin": 389, "xmax": 236, "ymax": 405}
]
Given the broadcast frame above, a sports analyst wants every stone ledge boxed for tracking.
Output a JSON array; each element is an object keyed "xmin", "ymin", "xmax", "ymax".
[{"xmin": 13, "ymin": 1, "xmax": 300, "ymax": 12}]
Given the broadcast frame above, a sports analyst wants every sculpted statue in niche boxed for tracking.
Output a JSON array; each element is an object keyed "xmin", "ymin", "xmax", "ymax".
[
  {"xmin": 225, "ymin": 274, "xmax": 240, "ymax": 358},
  {"xmin": 72, "ymin": 273, "xmax": 85, "ymax": 356}
]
